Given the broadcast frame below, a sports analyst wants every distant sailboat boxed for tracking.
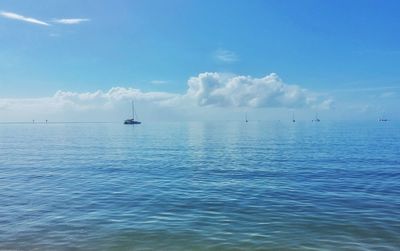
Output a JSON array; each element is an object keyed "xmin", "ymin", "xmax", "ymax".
[
  {"xmin": 124, "ymin": 101, "xmax": 141, "ymax": 125},
  {"xmin": 245, "ymin": 113, "xmax": 248, "ymax": 123},
  {"xmin": 292, "ymin": 112, "xmax": 296, "ymax": 123},
  {"xmin": 312, "ymin": 112, "xmax": 320, "ymax": 122},
  {"xmin": 379, "ymin": 113, "xmax": 388, "ymax": 122}
]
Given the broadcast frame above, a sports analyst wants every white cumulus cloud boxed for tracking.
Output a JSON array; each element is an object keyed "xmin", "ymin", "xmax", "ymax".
[
  {"xmin": 53, "ymin": 87, "xmax": 179, "ymax": 107},
  {"xmin": 186, "ymin": 72, "xmax": 323, "ymax": 108},
  {"xmin": 0, "ymin": 11, "xmax": 50, "ymax": 26},
  {"xmin": 0, "ymin": 72, "xmax": 332, "ymax": 122}
]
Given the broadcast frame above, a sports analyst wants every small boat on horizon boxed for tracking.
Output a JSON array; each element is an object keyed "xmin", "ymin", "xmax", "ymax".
[
  {"xmin": 292, "ymin": 112, "xmax": 296, "ymax": 123},
  {"xmin": 124, "ymin": 100, "xmax": 141, "ymax": 125},
  {"xmin": 312, "ymin": 112, "xmax": 320, "ymax": 122},
  {"xmin": 245, "ymin": 112, "xmax": 248, "ymax": 123},
  {"xmin": 379, "ymin": 113, "xmax": 389, "ymax": 122}
]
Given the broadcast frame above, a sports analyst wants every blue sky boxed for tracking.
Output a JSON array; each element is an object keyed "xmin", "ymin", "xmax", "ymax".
[{"xmin": 0, "ymin": 0, "xmax": 399, "ymax": 121}]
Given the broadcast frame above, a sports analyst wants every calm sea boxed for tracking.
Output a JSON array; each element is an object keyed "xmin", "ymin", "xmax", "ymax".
[{"xmin": 0, "ymin": 121, "xmax": 399, "ymax": 251}]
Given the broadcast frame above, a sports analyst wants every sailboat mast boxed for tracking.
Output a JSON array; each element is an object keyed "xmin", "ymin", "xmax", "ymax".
[{"xmin": 132, "ymin": 100, "xmax": 135, "ymax": 119}]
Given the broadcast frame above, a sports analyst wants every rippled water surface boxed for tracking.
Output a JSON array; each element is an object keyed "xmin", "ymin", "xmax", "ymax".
[{"xmin": 0, "ymin": 121, "xmax": 399, "ymax": 250}]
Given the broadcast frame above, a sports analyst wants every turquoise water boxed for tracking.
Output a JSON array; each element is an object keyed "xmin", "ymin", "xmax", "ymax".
[{"xmin": 0, "ymin": 121, "xmax": 399, "ymax": 250}]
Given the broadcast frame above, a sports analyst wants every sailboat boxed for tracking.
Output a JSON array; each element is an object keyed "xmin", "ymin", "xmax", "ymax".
[
  {"xmin": 379, "ymin": 114, "xmax": 388, "ymax": 122},
  {"xmin": 292, "ymin": 112, "xmax": 296, "ymax": 123},
  {"xmin": 312, "ymin": 112, "xmax": 320, "ymax": 122},
  {"xmin": 245, "ymin": 112, "xmax": 248, "ymax": 123},
  {"xmin": 124, "ymin": 101, "xmax": 141, "ymax": 125}
]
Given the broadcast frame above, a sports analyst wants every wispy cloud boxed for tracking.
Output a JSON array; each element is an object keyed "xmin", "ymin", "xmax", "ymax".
[
  {"xmin": 355, "ymin": 49, "xmax": 400, "ymax": 56},
  {"xmin": 214, "ymin": 49, "xmax": 239, "ymax": 63},
  {"xmin": 53, "ymin": 18, "xmax": 90, "ymax": 25},
  {"xmin": 379, "ymin": 91, "xmax": 396, "ymax": 98},
  {"xmin": 49, "ymin": 33, "xmax": 61, "ymax": 38},
  {"xmin": 150, "ymin": 80, "xmax": 169, "ymax": 85},
  {"xmin": 0, "ymin": 11, "xmax": 90, "ymax": 27},
  {"xmin": 0, "ymin": 11, "xmax": 50, "ymax": 26},
  {"xmin": 327, "ymin": 85, "xmax": 400, "ymax": 94}
]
